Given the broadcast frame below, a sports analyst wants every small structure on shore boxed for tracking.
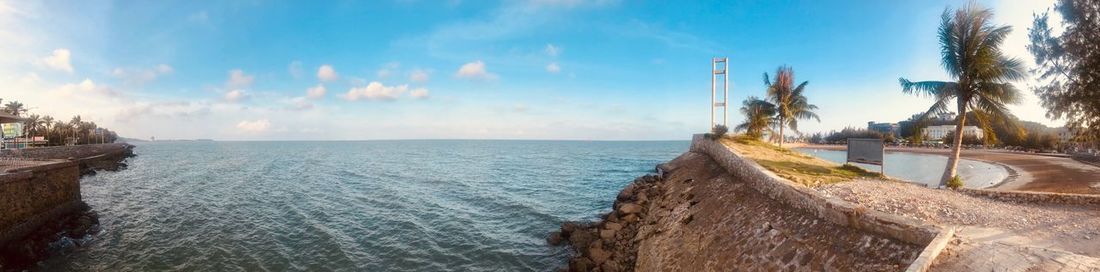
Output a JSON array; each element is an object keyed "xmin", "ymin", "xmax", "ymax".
[
  {"xmin": 710, "ymin": 57, "xmax": 729, "ymax": 129},
  {"xmin": 0, "ymin": 111, "xmax": 25, "ymax": 150}
]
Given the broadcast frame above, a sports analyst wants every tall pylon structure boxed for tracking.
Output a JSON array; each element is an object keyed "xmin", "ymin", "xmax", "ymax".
[{"xmin": 711, "ymin": 57, "xmax": 729, "ymax": 129}]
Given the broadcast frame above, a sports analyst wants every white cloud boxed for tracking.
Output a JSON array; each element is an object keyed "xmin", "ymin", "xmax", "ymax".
[
  {"xmin": 545, "ymin": 43, "xmax": 561, "ymax": 56},
  {"xmin": 455, "ymin": 60, "xmax": 497, "ymax": 80},
  {"xmin": 546, "ymin": 62, "xmax": 561, "ymax": 73},
  {"xmin": 317, "ymin": 64, "xmax": 339, "ymax": 81},
  {"xmin": 288, "ymin": 61, "xmax": 304, "ymax": 79},
  {"xmin": 344, "ymin": 81, "xmax": 408, "ymax": 101},
  {"xmin": 224, "ymin": 89, "xmax": 248, "ymax": 103},
  {"xmin": 410, "ymin": 88, "xmax": 429, "ymax": 99},
  {"xmin": 306, "ymin": 84, "xmax": 326, "ymax": 99},
  {"xmin": 40, "ymin": 48, "xmax": 73, "ymax": 73},
  {"xmin": 409, "ymin": 69, "xmax": 430, "ymax": 83},
  {"xmin": 236, "ymin": 119, "xmax": 271, "ymax": 133},
  {"xmin": 112, "ymin": 64, "xmax": 173, "ymax": 84},
  {"xmin": 288, "ymin": 97, "xmax": 314, "ymax": 111},
  {"xmin": 226, "ymin": 69, "xmax": 254, "ymax": 89},
  {"xmin": 58, "ymin": 78, "xmax": 118, "ymax": 97},
  {"xmin": 375, "ymin": 62, "xmax": 400, "ymax": 79}
]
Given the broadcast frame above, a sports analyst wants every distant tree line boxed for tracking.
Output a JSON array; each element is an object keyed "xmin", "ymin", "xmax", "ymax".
[{"xmin": 1, "ymin": 98, "xmax": 119, "ymax": 146}]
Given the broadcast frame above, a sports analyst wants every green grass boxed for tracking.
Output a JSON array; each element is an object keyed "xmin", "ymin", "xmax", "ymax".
[{"xmin": 722, "ymin": 135, "xmax": 881, "ymax": 186}]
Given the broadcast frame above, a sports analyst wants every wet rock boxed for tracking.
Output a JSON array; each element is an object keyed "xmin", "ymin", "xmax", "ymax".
[
  {"xmin": 619, "ymin": 203, "xmax": 643, "ymax": 214},
  {"xmin": 547, "ymin": 231, "xmax": 563, "ymax": 246},
  {"xmin": 561, "ymin": 222, "xmax": 583, "ymax": 236},
  {"xmin": 617, "ymin": 183, "xmax": 637, "ymax": 201},
  {"xmin": 588, "ymin": 246, "xmax": 611, "ymax": 265},
  {"xmin": 604, "ymin": 222, "xmax": 623, "ymax": 231},
  {"xmin": 570, "ymin": 256, "xmax": 594, "ymax": 271},
  {"xmin": 569, "ymin": 229, "xmax": 596, "ymax": 250}
]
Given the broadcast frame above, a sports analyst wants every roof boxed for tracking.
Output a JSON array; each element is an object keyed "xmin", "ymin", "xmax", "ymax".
[{"xmin": 0, "ymin": 111, "xmax": 23, "ymax": 123}]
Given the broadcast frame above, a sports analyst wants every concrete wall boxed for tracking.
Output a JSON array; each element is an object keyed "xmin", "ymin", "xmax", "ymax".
[
  {"xmin": 689, "ymin": 135, "xmax": 952, "ymax": 272},
  {"xmin": 0, "ymin": 161, "xmax": 83, "ymax": 245}
]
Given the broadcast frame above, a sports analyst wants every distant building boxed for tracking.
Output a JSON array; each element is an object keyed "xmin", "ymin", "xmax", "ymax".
[
  {"xmin": 867, "ymin": 121, "xmax": 899, "ymax": 137},
  {"xmin": 923, "ymin": 125, "xmax": 983, "ymax": 141}
]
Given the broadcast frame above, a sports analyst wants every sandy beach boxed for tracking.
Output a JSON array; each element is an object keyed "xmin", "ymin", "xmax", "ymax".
[{"xmin": 801, "ymin": 144, "xmax": 1100, "ymax": 194}]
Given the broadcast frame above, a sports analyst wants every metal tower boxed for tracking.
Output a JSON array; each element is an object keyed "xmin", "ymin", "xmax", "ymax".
[{"xmin": 711, "ymin": 57, "xmax": 729, "ymax": 129}]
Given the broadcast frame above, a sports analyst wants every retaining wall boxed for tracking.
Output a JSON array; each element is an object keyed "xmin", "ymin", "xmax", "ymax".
[
  {"xmin": 689, "ymin": 135, "xmax": 952, "ymax": 272},
  {"xmin": 0, "ymin": 160, "xmax": 82, "ymax": 245}
]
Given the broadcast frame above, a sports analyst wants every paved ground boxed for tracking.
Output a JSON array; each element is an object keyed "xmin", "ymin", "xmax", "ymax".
[
  {"xmin": 818, "ymin": 179, "xmax": 1100, "ymax": 271},
  {"xmin": 803, "ymin": 144, "xmax": 1100, "ymax": 194}
]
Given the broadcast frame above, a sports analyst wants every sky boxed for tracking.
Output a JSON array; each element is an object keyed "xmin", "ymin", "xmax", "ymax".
[{"xmin": 0, "ymin": 0, "xmax": 1063, "ymax": 141}]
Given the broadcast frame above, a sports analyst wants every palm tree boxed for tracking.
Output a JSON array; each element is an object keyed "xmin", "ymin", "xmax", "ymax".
[
  {"xmin": 735, "ymin": 97, "xmax": 778, "ymax": 140},
  {"xmin": 899, "ymin": 3, "xmax": 1025, "ymax": 187},
  {"xmin": 42, "ymin": 116, "xmax": 54, "ymax": 145},
  {"xmin": 3, "ymin": 101, "xmax": 26, "ymax": 116},
  {"xmin": 23, "ymin": 114, "xmax": 43, "ymax": 138},
  {"xmin": 764, "ymin": 66, "xmax": 820, "ymax": 147},
  {"xmin": 70, "ymin": 115, "xmax": 83, "ymax": 144}
]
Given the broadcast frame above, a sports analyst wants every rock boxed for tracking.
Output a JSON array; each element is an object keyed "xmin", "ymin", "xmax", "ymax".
[
  {"xmin": 569, "ymin": 229, "xmax": 595, "ymax": 249},
  {"xmin": 604, "ymin": 222, "xmax": 623, "ymax": 231},
  {"xmin": 617, "ymin": 183, "xmax": 637, "ymax": 201},
  {"xmin": 561, "ymin": 222, "xmax": 582, "ymax": 236},
  {"xmin": 606, "ymin": 212, "xmax": 620, "ymax": 223},
  {"xmin": 637, "ymin": 191, "xmax": 649, "ymax": 204},
  {"xmin": 601, "ymin": 261, "xmax": 623, "ymax": 272},
  {"xmin": 600, "ymin": 229, "xmax": 616, "ymax": 239},
  {"xmin": 681, "ymin": 214, "xmax": 694, "ymax": 224},
  {"xmin": 569, "ymin": 256, "xmax": 594, "ymax": 271},
  {"xmin": 619, "ymin": 203, "xmax": 643, "ymax": 214},
  {"xmin": 547, "ymin": 231, "xmax": 563, "ymax": 246},
  {"xmin": 623, "ymin": 214, "xmax": 639, "ymax": 223},
  {"xmin": 588, "ymin": 246, "xmax": 611, "ymax": 265}
]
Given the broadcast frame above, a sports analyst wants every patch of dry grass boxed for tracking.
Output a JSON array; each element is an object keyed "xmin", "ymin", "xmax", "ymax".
[{"xmin": 720, "ymin": 135, "xmax": 880, "ymax": 186}]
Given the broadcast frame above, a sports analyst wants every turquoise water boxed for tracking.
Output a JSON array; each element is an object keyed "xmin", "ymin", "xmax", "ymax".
[
  {"xmin": 40, "ymin": 140, "xmax": 688, "ymax": 271},
  {"xmin": 794, "ymin": 148, "xmax": 1009, "ymax": 188}
]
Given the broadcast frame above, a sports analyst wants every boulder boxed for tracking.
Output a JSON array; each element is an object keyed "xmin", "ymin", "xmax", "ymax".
[
  {"xmin": 569, "ymin": 229, "xmax": 595, "ymax": 250},
  {"xmin": 599, "ymin": 229, "xmax": 616, "ymax": 239},
  {"xmin": 588, "ymin": 246, "xmax": 611, "ymax": 265},
  {"xmin": 623, "ymin": 214, "xmax": 639, "ymax": 223},
  {"xmin": 547, "ymin": 231, "xmax": 563, "ymax": 246},
  {"xmin": 617, "ymin": 183, "xmax": 637, "ymax": 201},
  {"xmin": 561, "ymin": 222, "xmax": 582, "ymax": 236},
  {"xmin": 604, "ymin": 222, "xmax": 623, "ymax": 231},
  {"xmin": 569, "ymin": 257, "xmax": 594, "ymax": 271},
  {"xmin": 601, "ymin": 261, "xmax": 624, "ymax": 272},
  {"xmin": 618, "ymin": 203, "xmax": 643, "ymax": 214}
]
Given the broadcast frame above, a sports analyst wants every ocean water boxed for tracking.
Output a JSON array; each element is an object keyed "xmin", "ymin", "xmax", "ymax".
[
  {"xmin": 794, "ymin": 148, "xmax": 1009, "ymax": 188},
  {"xmin": 39, "ymin": 140, "xmax": 688, "ymax": 271}
]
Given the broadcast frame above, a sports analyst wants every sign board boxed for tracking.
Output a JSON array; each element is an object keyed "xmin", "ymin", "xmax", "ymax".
[
  {"xmin": 1, "ymin": 123, "xmax": 23, "ymax": 138},
  {"xmin": 847, "ymin": 138, "xmax": 885, "ymax": 171}
]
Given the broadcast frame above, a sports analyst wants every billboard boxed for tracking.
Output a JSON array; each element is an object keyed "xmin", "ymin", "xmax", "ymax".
[
  {"xmin": 847, "ymin": 138, "xmax": 884, "ymax": 166},
  {"xmin": 1, "ymin": 123, "xmax": 23, "ymax": 138}
]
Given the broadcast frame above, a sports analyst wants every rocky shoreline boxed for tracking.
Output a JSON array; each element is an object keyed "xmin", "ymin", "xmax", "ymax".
[
  {"xmin": 0, "ymin": 144, "xmax": 135, "ymax": 271},
  {"xmin": 549, "ymin": 174, "xmax": 663, "ymax": 272}
]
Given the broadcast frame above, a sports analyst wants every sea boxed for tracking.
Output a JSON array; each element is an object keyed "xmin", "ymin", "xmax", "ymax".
[{"xmin": 36, "ymin": 140, "xmax": 689, "ymax": 271}]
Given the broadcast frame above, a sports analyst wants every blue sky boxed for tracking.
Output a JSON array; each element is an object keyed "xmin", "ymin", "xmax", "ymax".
[{"xmin": 0, "ymin": 0, "xmax": 1059, "ymax": 140}]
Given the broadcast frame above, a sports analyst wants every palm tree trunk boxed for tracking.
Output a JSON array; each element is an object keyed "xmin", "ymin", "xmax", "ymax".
[
  {"xmin": 939, "ymin": 101, "xmax": 968, "ymax": 187},
  {"xmin": 779, "ymin": 122, "xmax": 785, "ymax": 147}
]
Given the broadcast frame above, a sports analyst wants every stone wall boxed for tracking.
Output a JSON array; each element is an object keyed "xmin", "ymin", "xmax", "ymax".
[
  {"xmin": 688, "ymin": 135, "xmax": 952, "ymax": 271},
  {"xmin": 0, "ymin": 161, "xmax": 83, "ymax": 245}
]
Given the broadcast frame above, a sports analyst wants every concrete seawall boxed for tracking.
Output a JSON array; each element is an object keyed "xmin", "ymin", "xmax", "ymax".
[
  {"xmin": 687, "ymin": 135, "xmax": 952, "ymax": 271},
  {"xmin": 0, "ymin": 143, "xmax": 134, "ymax": 268}
]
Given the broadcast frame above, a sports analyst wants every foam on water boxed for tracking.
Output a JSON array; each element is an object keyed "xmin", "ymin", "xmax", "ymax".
[{"xmin": 36, "ymin": 140, "xmax": 687, "ymax": 271}]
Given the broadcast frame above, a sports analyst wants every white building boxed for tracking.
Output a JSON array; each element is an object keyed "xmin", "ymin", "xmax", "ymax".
[{"xmin": 923, "ymin": 125, "xmax": 983, "ymax": 141}]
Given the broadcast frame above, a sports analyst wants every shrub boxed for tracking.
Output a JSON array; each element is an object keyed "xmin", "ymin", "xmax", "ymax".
[
  {"xmin": 946, "ymin": 175, "xmax": 964, "ymax": 189},
  {"xmin": 704, "ymin": 123, "xmax": 730, "ymax": 139}
]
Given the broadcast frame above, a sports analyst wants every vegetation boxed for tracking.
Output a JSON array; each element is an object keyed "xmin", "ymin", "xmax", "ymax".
[
  {"xmin": 946, "ymin": 175, "xmax": 964, "ymax": 189},
  {"xmin": 763, "ymin": 66, "xmax": 820, "ymax": 147},
  {"xmin": 734, "ymin": 96, "xmax": 777, "ymax": 140},
  {"xmin": 704, "ymin": 123, "xmax": 730, "ymax": 140},
  {"xmin": 1029, "ymin": 0, "xmax": 1100, "ymax": 145},
  {"xmin": 0, "ymin": 98, "xmax": 119, "ymax": 146},
  {"xmin": 899, "ymin": 3, "xmax": 1025, "ymax": 187},
  {"xmin": 822, "ymin": 127, "xmax": 896, "ymax": 144},
  {"xmin": 723, "ymin": 135, "xmax": 881, "ymax": 186}
]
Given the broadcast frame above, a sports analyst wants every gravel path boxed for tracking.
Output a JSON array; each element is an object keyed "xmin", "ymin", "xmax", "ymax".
[{"xmin": 817, "ymin": 179, "xmax": 1100, "ymax": 257}]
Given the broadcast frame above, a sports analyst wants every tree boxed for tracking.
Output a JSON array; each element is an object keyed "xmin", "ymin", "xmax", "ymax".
[
  {"xmin": 764, "ymin": 66, "xmax": 820, "ymax": 147},
  {"xmin": 1029, "ymin": 0, "xmax": 1100, "ymax": 145},
  {"xmin": 3, "ymin": 101, "xmax": 26, "ymax": 116},
  {"xmin": 735, "ymin": 97, "xmax": 777, "ymax": 140},
  {"xmin": 899, "ymin": 3, "xmax": 1026, "ymax": 187}
]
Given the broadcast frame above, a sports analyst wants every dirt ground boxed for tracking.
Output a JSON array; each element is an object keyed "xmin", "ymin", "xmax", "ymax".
[{"xmin": 803, "ymin": 145, "xmax": 1100, "ymax": 194}]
